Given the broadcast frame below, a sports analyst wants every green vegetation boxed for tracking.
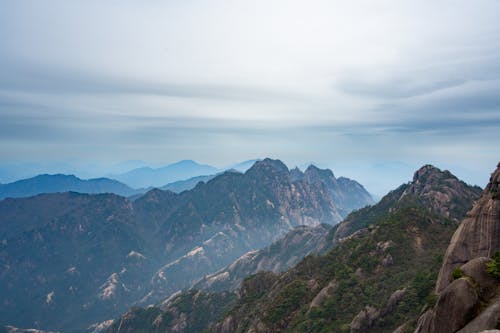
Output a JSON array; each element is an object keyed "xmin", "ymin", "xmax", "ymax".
[
  {"xmin": 451, "ymin": 267, "xmax": 464, "ymax": 280},
  {"xmin": 486, "ymin": 252, "xmax": 500, "ymax": 278},
  {"xmin": 265, "ymin": 280, "xmax": 308, "ymax": 323},
  {"xmin": 216, "ymin": 204, "xmax": 457, "ymax": 333}
]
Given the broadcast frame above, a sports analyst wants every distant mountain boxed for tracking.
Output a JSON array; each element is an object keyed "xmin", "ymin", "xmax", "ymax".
[
  {"xmin": 160, "ymin": 174, "xmax": 216, "ymax": 193},
  {"xmin": 107, "ymin": 164, "xmax": 482, "ymax": 333},
  {"xmin": 113, "ymin": 160, "xmax": 219, "ymax": 188},
  {"xmin": 226, "ymin": 159, "xmax": 261, "ymax": 173},
  {"xmin": 0, "ymin": 174, "xmax": 137, "ymax": 200},
  {"xmin": 0, "ymin": 158, "xmax": 371, "ymax": 332}
]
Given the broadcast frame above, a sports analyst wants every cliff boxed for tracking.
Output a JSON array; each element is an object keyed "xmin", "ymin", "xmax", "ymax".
[{"xmin": 415, "ymin": 162, "xmax": 500, "ymax": 333}]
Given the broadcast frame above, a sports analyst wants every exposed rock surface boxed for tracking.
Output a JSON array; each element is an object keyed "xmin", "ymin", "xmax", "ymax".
[
  {"xmin": 415, "ymin": 162, "xmax": 500, "ymax": 333},
  {"xmin": 457, "ymin": 297, "xmax": 500, "ymax": 333},
  {"xmin": 192, "ymin": 224, "xmax": 332, "ymax": 292},
  {"xmin": 436, "ymin": 163, "xmax": 500, "ymax": 292}
]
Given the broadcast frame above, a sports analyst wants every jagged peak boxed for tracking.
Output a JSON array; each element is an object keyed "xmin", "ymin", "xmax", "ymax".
[
  {"xmin": 304, "ymin": 164, "xmax": 335, "ymax": 178},
  {"xmin": 246, "ymin": 158, "xmax": 289, "ymax": 174},
  {"xmin": 485, "ymin": 162, "xmax": 500, "ymax": 198},
  {"xmin": 412, "ymin": 164, "xmax": 450, "ymax": 183}
]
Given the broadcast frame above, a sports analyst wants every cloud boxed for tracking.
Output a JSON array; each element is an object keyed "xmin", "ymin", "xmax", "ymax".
[{"xmin": 0, "ymin": 0, "xmax": 499, "ymax": 194}]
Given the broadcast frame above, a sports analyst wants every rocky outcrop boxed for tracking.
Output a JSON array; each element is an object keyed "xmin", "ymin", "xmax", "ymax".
[
  {"xmin": 415, "ymin": 163, "xmax": 500, "ymax": 333},
  {"xmin": 333, "ymin": 164, "xmax": 482, "ymax": 244},
  {"xmin": 436, "ymin": 163, "xmax": 500, "ymax": 292}
]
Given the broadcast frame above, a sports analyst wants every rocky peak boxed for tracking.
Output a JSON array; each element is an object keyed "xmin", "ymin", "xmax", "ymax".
[
  {"xmin": 485, "ymin": 162, "xmax": 500, "ymax": 199},
  {"xmin": 290, "ymin": 167, "xmax": 304, "ymax": 181},
  {"xmin": 246, "ymin": 158, "xmax": 289, "ymax": 176},
  {"xmin": 400, "ymin": 164, "xmax": 482, "ymax": 222},
  {"xmin": 412, "ymin": 164, "xmax": 443, "ymax": 182},
  {"xmin": 304, "ymin": 165, "xmax": 335, "ymax": 180}
]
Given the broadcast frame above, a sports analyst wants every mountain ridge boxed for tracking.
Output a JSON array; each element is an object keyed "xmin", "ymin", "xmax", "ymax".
[{"xmin": 0, "ymin": 174, "xmax": 138, "ymax": 200}]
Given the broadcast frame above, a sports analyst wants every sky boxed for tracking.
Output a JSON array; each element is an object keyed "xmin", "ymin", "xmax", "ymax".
[{"xmin": 0, "ymin": 0, "xmax": 499, "ymax": 196}]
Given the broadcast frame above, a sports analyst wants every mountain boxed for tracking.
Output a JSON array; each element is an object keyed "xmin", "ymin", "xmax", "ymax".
[
  {"xmin": 107, "ymin": 164, "xmax": 482, "ymax": 333},
  {"xmin": 415, "ymin": 162, "xmax": 500, "ymax": 333},
  {"xmin": 0, "ymin": 174, "xmax": 138, "ymax": 200},
  {"xmin": 0, "ymin": 158, "xmax": 371, "ymax": 332},
  {"xmin": 113, "ymin": 160, "xmax": 219, "ymax": 188},
  {"xmin": 205, "ymin": 165, "xmax": 482, "ymax": 333}
]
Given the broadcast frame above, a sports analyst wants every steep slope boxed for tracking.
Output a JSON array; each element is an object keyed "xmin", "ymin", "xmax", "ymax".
[
  {"xmin": 0, "ymin": 174, "xmax": 137, "ymax": 199},
  {"xmin": 291, "ymin": 165, "xmax": 374, "ymax": 219},
  {"xmin": 0, "ymin": 158, "xmax": 370, "ymax": 332},
  {"xmin": 106, "ymin": 224, "xmax": 333, "ymax": 333},
  {"xmin": 206, "ymin": 165, "xmax": 481, "ymax": 333},
  {"xmin": 415, "ymin": 162, "xmax": 500, "ymax": 333},
  {"xmin": 192, "ymin": 224, "xmax": 333, "ymax": 292}
]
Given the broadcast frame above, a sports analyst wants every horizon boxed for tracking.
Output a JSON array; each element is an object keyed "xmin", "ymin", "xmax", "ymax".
[
  {"xmin": 1, "ymin": 1, "xmax": 499, "ymax": 197},
  {"xmin": 0, "ymin": 157, "xmax": 493, "ymax": 199}
]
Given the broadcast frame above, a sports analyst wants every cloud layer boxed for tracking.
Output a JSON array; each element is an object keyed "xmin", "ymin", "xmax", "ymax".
[{"xmin": 1, "ymin": 0, "xmax": 499, "ymax": 194}]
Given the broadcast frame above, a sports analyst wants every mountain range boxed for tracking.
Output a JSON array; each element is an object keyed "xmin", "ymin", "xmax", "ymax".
[
  {"xmin": 111, "ymin": 160, "xmax": 219, "ymax": 189},
  {"xmin": 0, "ymin": 174, "xmax": 138, "ymax": 200},
  {"xmin": 0, "ymin": 160, "xmax": 261, "ymax": 200},
  {"xmin": 107, "ymin": 163, "xmax": 486, "ymax": 333},
  {"xmin": 0, "ymin": 159, "xmax": 373, "ymax": 332}
]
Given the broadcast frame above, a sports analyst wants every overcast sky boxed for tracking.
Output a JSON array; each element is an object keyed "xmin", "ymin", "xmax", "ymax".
[{"xmin": 0, "ymin": 0, "xmax": 499, "ymax": 195}]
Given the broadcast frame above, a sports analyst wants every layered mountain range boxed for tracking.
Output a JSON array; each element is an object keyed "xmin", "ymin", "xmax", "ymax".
[
  {"xmin": 107, "ymin": 164, "xmax": 484, "ymax": 333},
  {"xmin": 0, "ymin": 174, "xmax": 139, "ymax": 200},
  {"xmin": 0, "ymin": 159, "xmax": 372, "ymax": 332}
]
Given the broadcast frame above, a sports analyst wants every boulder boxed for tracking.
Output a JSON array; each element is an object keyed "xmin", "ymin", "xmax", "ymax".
[
  {"xmin": 457, "ymin": 297, "xmax": 500, "ymax": 333},
  {"xmin": 432, "ymin": 278, "xmax": 480, "ymax": 333},
  {"xmin": 460, "ymin": 257, "xmax": 498, "ymax": 300}
]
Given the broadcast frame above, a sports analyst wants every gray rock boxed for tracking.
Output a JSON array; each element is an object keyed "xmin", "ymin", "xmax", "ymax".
[
  {"xmin": 457, "ymin": 297, "xmax": 500, "ymax": 333},
  {"xmin": 414, "ymin": 310, "xmax": 434, "ymax": 333},
  {"xmin": 436, "ymin": 165, "xmax": 500, "ymax": 293},
  {"xmin": 433, "ymin": 278, "xmax": 480, "ymax": 333},
  {"xmin": 460, "ymin": 257, "xmax": 498, "ymax": 300},
  {"xmin": 350, "ymin": 305, "xmax": 380, "ymax": 332}
]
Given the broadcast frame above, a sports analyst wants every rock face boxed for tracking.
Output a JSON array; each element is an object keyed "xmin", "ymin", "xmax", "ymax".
[
  {"xmin": 436, "ymin": 163, "xmax": 500, "ymax": 292},
  {"xmin": 415, "ymin": 162, "xmax": 500, "ymax": 333},
  {"xmin": 192, "ymin": 224, "xmax": 332, "ymax": 292}
]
